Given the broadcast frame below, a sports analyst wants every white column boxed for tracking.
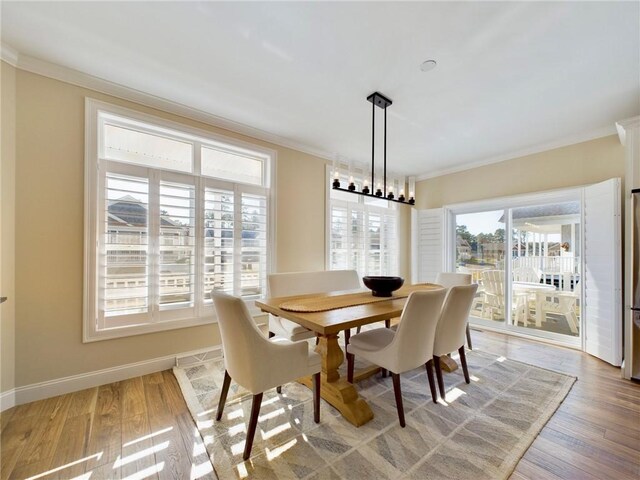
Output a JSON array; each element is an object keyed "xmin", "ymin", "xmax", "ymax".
[
  {"xmin": 617, "ymin": 116, "xmax": 640, "ymax": 380},
  {"xmin": 544, "ymin": 233, "xmax": 548, "ymax": 258}
]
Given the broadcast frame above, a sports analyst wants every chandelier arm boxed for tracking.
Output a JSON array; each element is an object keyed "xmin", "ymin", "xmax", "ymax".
[
  {"xmin": 372, "ymin": 100, "xmax": 375, "ymax": 189},
  {"xmin": 383, "ymin": 106, "xmax": 387, "ymax": 195}
]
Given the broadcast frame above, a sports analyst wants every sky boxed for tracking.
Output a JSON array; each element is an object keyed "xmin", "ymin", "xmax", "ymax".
[{"xmin": 456, "ymin": 210, "xmax": 504, "ymax": 235}]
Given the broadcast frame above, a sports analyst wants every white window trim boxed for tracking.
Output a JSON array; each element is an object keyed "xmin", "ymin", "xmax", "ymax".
[{"xmin": 84, "ymin": 98, "xmax": 277, "ymax": 342}]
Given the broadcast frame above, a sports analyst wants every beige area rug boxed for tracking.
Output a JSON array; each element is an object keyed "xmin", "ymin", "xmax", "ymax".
[{"xmin": 173, "ymin": 344, "xmax": 575, "ymax": 480}]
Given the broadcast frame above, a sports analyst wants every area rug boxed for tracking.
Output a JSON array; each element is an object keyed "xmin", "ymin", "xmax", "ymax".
[{"xmin": 173, "ymin": 345, "xmax": 575, "ymax": 480}]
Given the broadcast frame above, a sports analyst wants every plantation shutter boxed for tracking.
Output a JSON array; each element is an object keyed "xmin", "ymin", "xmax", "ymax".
[
  {"xmin": 159, "ymin": 181, "xmax": 196, "ymax": 311},
  {"xmin": 583, "ymin": 178, "xmax": 623, "ymax": 366},
  {"xmin": 413, "ymin": 208, "xmax": 444, "ymax": 283},
  {"xmin": 240, "ymin": 192, "xmax": 268, "ymax": 299},
  {"xmin": 203, "ymin": 187, "xmax": 235, "ymax": 297},
  {"xmin": 330, "ymin": 205, "xmax": 349, "ymax": 270},
  {"xmin": 329, "ymin": 200, "xmax": 398, "ymax": 276},
  {"xmin": 382, "ymin": 212, "xmax": 398, "ymax": 276},
  {"xmin": 101, "ymin": 171, "xmax": 151, "ymax": 328}
]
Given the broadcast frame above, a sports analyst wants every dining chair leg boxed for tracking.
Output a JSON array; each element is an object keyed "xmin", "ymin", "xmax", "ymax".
[
  {"xmin": 269, "ymin": 331, "xmax": 284, "ymax": 393},
  {"xmin": 216, "ymin": 370, "xmax": 231, "ymax": 421},
  {"xmin": 466, "ymin": 323, "xmax": 473, "ymax": 350},
  {"xmin": 433, "ymin": 355, "xmax": 446, "ymax": 399},
  {"xmin": 381, "ymin": 368, "xmax": 388, "ymax": 378},
  {"xmin": 270, "ymin": 334, "xmax": 284, "ymax": 394},
  {"xmin": 459, "ymin": 346, "xmax": 470, "ymax": 384},
  {"xmin": 356, "ymin": 326, "xmax": 362, "ymax": 334},
  {"xmin": 347, "ymin": 351, "xmax": 355, "ymax": 383},
  {"xmin": 243, "ymin": 392, "xmax": 263, "ymax": 461},
  {"xmin": 344, "ymin": 328, "xmax": 350, "ymax": 346},
  {"xmin": 424, "ymin": 360, "xmax": 437, "ymax": 403},
  {"xmin": 313, "ymin": 372, "xmax": 321, "ymax": 423},
  {"xmin": 385, "ymin": 319, "xmax": 391, "ymax": 328},
  {"xmin": 391, "ymin": 372, "xmax": 405, "ymax": 428}
]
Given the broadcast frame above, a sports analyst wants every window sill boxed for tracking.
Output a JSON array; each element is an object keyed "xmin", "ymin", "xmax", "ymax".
[{"xmin": 83, "ymin": 302, "xmax": 266, "ymax": 342}]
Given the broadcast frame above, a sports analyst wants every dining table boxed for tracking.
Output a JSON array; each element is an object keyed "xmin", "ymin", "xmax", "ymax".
[{"xmin": 255, "ymin": 283, "xmax": 444, "ymax": 427}]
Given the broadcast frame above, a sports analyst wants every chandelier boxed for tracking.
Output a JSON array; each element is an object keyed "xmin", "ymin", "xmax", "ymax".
[{"xmin": 331, "ymin": 92, "xmax": 415, "ymax": 206}]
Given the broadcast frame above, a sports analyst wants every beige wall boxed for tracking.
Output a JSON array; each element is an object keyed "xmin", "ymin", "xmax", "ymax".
[
  {"xmin": 14, "ymin": 70, "xmax": 321, "ymax": 386},
  {"xmin": 1, "ymin": 62, "xmax": 17, "ymax": 394},
  {"xmin": 416, "ymin": 135, "xmax": 625, "ymax": 209},
  {"xmin": 12, "ymin": 69, "xmax": 410, "ymax": 387}
]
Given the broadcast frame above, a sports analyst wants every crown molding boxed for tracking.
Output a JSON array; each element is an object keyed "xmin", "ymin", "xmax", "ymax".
[
  {"xmin": 1, "ymin": 44, "xmax": 335, "ymax": 163},
  {"xmin": 416, "ymin": 125, "xmax": 617, "ymax": 181},
  {"xmin": 0, "ymin": 43, "xmax": 19, "ymax": 67},
  {"xmin": 0, "ymin": 43, "xmax": 625, "ymax": 181},
  {"xmin": 616, "ymin": 115, "xmax": 640, "ymax": 145}
]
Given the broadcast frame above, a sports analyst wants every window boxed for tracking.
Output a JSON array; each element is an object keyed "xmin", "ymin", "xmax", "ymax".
[
  {"xmin": 85, "ymin": 99, "xmax": 274, "ymax": 341},
  {"xmin": 328, "ymin": 169, "xmax": 399, "ymax": 276}
]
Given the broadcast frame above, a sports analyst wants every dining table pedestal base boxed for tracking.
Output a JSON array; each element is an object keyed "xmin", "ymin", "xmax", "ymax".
[
  {"xmin": 440, "ymin": 355, "xmax": 459, "ymax": 372},
  {"xmin": 298, "ymin": 333, "xmax": 374, "ymax": 427}
]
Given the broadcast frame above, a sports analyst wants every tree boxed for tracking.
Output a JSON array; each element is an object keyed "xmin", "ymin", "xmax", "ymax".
[{"xmin": 456, "ymin": 224, "xmax": 475, "ymax": 244}]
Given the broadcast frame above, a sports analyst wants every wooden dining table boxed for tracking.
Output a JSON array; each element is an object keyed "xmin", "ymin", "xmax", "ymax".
[{"xmin": 255, "ymin": 283, "xmax": 443, "ymax": 427}]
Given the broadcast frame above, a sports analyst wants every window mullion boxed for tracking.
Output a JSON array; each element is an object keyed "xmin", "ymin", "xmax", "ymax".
[
  {"xmin": 364, "ymin": 208, "xmax": 371, "ymax": 275},
  {"xmin": 380, "ymin": 212, "xmax": 386, "ymax": 275},
  {"xmin": 149, "ymin": 170, "xmax": 160, "ymax": 321},
  {"xmin": 346, "ymin": 204, "xmax": 353, "ymax": 272},
  {"xmin": 233, "ymin": 186, "xmax": 243, "ymax": 296},
  {"xmin": 194, "ymin": 177, "xmax": 204, "ymax": 315}
]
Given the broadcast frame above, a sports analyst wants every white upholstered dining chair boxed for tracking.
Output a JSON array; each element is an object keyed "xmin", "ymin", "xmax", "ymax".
[
  {"xmin": 432, "ymin": 284, "xmax": 479, "ymax": 399},
  {"xmin": 346, "ymin": 288, "xmax": 447, "ymax": 426},
  {"xmin": 267, "ymin": 269, "xmax": 361, "ymax": 342},
  {"xmin": 211, "ymin": 291, "xmax": 321, "ymax": 460},
  {"xmin": 435, "ymin": 272, "xmax": 474, "ymax": 349}
]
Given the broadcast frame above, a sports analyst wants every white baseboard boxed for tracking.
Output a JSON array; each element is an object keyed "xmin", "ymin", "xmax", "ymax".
[
  {"xmin": 1, "ymin": 346, "xmax": 222, "ymax": 412},
  {"xmin": 0, "ymin": 389, "xmax": 16, "ymax": 411}
]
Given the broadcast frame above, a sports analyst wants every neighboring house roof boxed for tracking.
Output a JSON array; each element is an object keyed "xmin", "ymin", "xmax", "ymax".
[
  {"xmin": 457, "ymin": 237, "xmax": 471, "ymax": 248},
  {"xmin": 108, "ymin": 196, "xmax": 259, "ymax": 239},
  {"xmin": 107, "ymin": 196, "xmax": 182, "ymax": 228}
]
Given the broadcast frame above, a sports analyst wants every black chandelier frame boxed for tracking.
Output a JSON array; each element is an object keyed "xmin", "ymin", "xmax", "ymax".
[{"xmin": 332, "ymin": 92, "xmax": 415, "ymax": 206}]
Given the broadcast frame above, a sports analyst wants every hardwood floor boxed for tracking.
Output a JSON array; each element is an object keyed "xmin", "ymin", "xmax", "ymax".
[
  {"xmin": 1, "ymin": 330, "xmax": 638, "ymax": 479},
  {"xmin": 0, "ymin": 370, "xmax": 215, "ymax": 480}
]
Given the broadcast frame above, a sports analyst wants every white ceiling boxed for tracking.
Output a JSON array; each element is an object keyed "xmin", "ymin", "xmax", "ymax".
[{"xmin": 2, "ymin": 1, "xmax": 639, "ymax": 177}]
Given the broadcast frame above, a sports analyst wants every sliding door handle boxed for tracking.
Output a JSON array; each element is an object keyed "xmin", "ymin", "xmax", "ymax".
[{"xmin": 0, "ymin": 297, "xmax": 7, "ymax": 304}]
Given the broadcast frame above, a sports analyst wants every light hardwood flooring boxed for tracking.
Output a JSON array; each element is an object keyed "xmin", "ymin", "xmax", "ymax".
[{"xmin": 1, "ymin": 330, "xmax": 639, "ymax": 480}]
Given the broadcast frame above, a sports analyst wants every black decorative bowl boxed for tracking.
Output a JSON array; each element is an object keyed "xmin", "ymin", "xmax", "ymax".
[{"xmin": 362, "ymin": 276, "xmax": 405, "ymax": 297}]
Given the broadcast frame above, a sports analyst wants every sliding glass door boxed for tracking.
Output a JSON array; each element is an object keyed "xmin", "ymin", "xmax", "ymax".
[
  {"xmin": 510, "ymin": 202, "xmax": 581, "ymax": 338},
  {"xmin": 451, "ymin": 195, "xmax": 582, "ymax": 346},
  {"xmin": 455, "ymin": 210, "xmax": 507, "ymax": 325}
]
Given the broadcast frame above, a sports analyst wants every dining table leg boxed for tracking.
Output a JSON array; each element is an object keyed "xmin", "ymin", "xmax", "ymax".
[{"xmin": 299, "ymin": 332, "xmax": 374, "ymax": 427}]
